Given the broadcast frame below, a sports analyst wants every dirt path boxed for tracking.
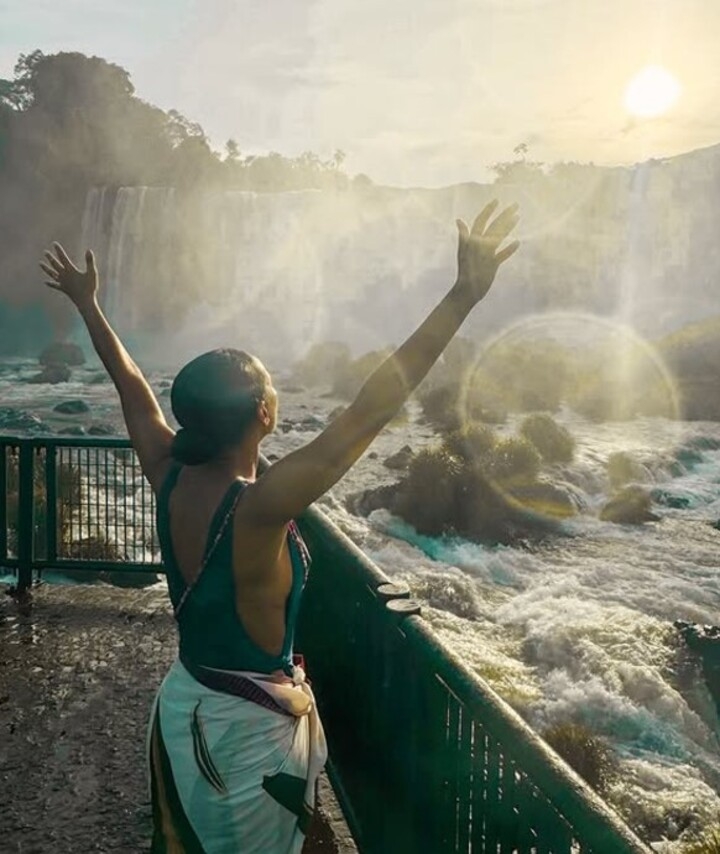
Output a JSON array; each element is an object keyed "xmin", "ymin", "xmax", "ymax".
[{"xmin": 0, "ymin": 580, "xmax": 356, "ymax": 853}]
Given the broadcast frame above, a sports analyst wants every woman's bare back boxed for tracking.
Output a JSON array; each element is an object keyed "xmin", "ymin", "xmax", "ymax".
[{"xmin": 167, "ymin": 467, "xmax": 293, "ymax": 658}]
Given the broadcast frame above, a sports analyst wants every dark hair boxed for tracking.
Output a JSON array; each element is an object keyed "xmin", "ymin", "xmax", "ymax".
[{"xmin": 170, "ymin": 349, "xmax": 269, "ymax": 465}]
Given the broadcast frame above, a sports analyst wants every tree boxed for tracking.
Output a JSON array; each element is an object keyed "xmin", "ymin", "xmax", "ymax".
[
  {"xmin": 491, "ymin": 142, "xmax": 544, "ymax": 185},
  {"xmin": 225, "ymin": 138, "xmax": 240, "ymax": 161}
]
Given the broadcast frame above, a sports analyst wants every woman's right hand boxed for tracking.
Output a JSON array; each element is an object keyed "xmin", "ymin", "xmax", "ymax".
[
  {"xmin": 40, "ymin": 243, "xmax": 99, "ymax": 312},
  {"xmin": 454, "ymin": 200, "xmax": 520, "ymax": 305}
]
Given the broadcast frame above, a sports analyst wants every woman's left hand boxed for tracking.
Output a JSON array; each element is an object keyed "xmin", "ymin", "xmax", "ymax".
[{"xmin": 40, "ymin": 244, "xmax": 98, "ymax": 311}]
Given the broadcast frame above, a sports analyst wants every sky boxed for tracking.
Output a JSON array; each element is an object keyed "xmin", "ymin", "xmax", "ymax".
[{"xmin": 2, "ymin": 0, "xmax": 720, "ymax": 187}]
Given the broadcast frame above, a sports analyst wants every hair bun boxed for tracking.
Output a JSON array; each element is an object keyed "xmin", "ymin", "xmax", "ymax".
[{"xmin": 171, "ymin": 428, "xmax": 217, "ymax": 466}]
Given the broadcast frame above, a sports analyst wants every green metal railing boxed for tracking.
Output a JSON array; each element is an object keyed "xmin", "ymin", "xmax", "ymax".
[
  {"xmin": 1, "ymin": 436, "xmax": 158, "ymax": 587},
  {"xmin": 1, "ymin": 436, "xmax": 650, "ymax": 853}
]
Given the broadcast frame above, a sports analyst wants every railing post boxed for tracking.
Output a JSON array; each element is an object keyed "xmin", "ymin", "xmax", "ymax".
[
  {"xmin": 45, "ymin": 444, "xmax": 57, "ymax": 564},
  {"xmin": 16, "ymin": 441, "xmax": 34, "ymax": 593},
  {"xmin": 0, "ymin": 442, "xmax": 7, "ymax": 564}
]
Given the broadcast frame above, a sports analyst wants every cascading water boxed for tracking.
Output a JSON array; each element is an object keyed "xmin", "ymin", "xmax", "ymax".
[
  {"xmin": 76, "ymin": 163, "xmax": 717, "ymax": 374},
  {"xmin": 77, "ymin": 185, "xmax": 479, "ymax": 365}
]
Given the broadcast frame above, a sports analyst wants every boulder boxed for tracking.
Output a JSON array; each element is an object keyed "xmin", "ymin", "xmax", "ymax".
[
  {"xmin": 600, "ymin": 486, "xmax": 660, "ymax": 524},
  {"xmin": 607, "ymin": 452, "xmax": 648, "ymax": 490},
  {"xmin": 54, "ymin": 400, "xmax": 90, "ymax": 415},
  {"xmin": 346, "ymin": 483, "xmax": 401, "ymax": 517},
  {"xmin": 39, "ymin": 342, "xmax": 85, "ymax": 367},
  {"xmin": 57, "ymin": 425, "xmax": 86, "ymax": 436},
  {"xmin": 88, "ymin": 424, "xmax": 116, "ymax": 436},
  {"xmin": 27, "ymin": 364, "xmax": 71, "ymax": 384},
  {"xmin": 383, "ymin": 445, "xmax": 415, "ymax": 471},
  {"xmin": 652, "ymin": 489, "xmax": 691, "ymax": 509},
  {"xmin": 297, "ymin": 415, "xmax": 325, "ymax": 432},
  {"xmin": 506, "ymin": 480, "xmax": 577, "ymax": 519},
  {"xmin": 0, "ymin": 408, "xmax": 48, "ymax": 433},
  {"xmin": 675, "ymin": 621, "xmax": 720, "ymax": 716}
]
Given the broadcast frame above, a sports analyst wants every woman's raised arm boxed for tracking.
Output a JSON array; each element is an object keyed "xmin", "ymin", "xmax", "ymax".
[
  {"xmin": 242, "ymin": 199, "xmax": 520, "ymax": 525},
  {"xmin": 40, "ymin": 244, "xmax": 174, "ymax": 491}
]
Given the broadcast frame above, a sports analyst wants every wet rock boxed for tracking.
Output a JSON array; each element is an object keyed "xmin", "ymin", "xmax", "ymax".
[
  {"xmin": 39, "ymin": 342, "xmax": 85, "ymax": 367},
  {"xmin": 57, "ymin": 425, "xmax": 86, "ymax": 437},
  {"xmin": 675, "ymin": 446, "xmax": 704, "ymax": 469},
  {"xmin": 279, "ymin": 415, "xmax": 325, "ymax": 434},
  {"xmin": 383, "ymin": 445, "xmax": 415, "ymax": 471},
  {"xmin": 27, "ymin": 364, "xmax": 71, "ymax": 384},
  {"xmin": 297, "ymin": 415, "xmax": 325, "ymax": 432},
  {"xmin": 0, "ymin": 407, "xmax": 49, "ymax": 433},
  {"xmin": 600, "ymin": 486, "xmax": 660, "ymax": 524},
  {"xmin": 54, "ymin": 400, "xmax": 90, "ymax": 415},
  {"xmin": 87, "ymin": 372, "xmax": 109, "ymax": 384},
  {"xmin": 507, "ymin": 480, "xmax": 578, "ymax": 519},
  {"xmin": 88, "ymin": 424, "xmax": 116, "ymax": 436},
  {"xmin": 346, "ymin": 483, "xmax": 401, "ymax": 517},
  {"xmin": 675, "ymin": 621, "xmax": 720, "ymax": 716},
  {"xmin": 652, "ymin": 489, "xmax": 691, "ymax": 509},
  {"xmin": 606, "ymin": 451, "xmax": 649, "ymax": 490},
  {"xmin": 368, "ymin": 452, "xmax": 378, "ymax": 460}
]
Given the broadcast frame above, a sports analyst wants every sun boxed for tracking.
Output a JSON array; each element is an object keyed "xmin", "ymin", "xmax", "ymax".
[{"xmin": 624, "ymin": 65, "xmax": 681, "ymax": 118}]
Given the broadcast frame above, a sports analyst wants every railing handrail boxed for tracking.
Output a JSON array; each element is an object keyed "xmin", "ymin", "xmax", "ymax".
[
  {"xmin": 403, "ymin": 615, "xmax": 649, "ymax": 852},
  {"xmin": 299, "ymin": 503, "xmax": 650, "ymax": 853},
  {"xmin": 0, "ymin": 435, "xmax": 133, "ymax": 449},
  {"xmin": 1, "ymin": 435, "xmax": 651, "ymax": 851}
]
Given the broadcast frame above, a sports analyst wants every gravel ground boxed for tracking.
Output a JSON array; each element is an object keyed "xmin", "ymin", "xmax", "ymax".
[{"xmin": 0, "ymin": 580, "xmax": 357, "ymax": 853}]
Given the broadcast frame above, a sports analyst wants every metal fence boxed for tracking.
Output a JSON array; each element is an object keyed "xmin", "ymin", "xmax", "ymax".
[
  {"xmin": 1, "ymin": 435, "xmax": 650, "ymax": 853},
  {"xmin": 0, "ymin": 436, "xmax": 158, "ymax": 587}
]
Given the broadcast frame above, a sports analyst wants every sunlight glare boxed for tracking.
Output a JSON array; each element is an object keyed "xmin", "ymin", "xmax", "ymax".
[{"xmin": 624, "ymin": 65, "xmax": 681, "ymax": 118}]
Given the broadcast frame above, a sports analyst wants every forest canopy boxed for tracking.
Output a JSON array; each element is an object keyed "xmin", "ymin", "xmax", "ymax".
[
  {"xmin": 0, "ymin": 50, "xmax": 352, "ymax": 348},
  {"xmin": 0, "ymin": 50, "xmax": 350, "ymax": 192}
]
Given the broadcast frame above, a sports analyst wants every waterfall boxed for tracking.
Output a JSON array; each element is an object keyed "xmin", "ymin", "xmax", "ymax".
[
  {"xmin": 76, "ymin": 167, "xmax": 712, "ymax": 368},
  {"xmin": 76, "ymin": 186, "xmax": 468, "ymax": 364}
]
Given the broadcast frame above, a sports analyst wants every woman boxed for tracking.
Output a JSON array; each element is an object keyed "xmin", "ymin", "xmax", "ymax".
[{"xmin": 40, "ymin": 199, "xmax": 519, "ymax": 853}]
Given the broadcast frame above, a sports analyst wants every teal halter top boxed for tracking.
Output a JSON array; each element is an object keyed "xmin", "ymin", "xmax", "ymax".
[{"xmin": 156, "ymin": 463, "xmax": 310, "ymax": 675}]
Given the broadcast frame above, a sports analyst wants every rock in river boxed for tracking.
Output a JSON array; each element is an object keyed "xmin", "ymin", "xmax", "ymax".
[
  {"xmin": 27, "ymin": 364, "xmax": 71, "ymax": 384},
  {"xmin": 39, "ymin": 342, "xmax": 85, "ymax": 366},
  {"xmin": 54, "ymin": 400, "xmax": 90, "ymax": 415},
  {"xmin": 600, "ymin": 485, "xmax": 660, "ymax": 524}
]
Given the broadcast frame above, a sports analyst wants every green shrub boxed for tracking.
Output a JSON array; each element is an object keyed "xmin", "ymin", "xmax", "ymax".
[
  {"xmin": 484, "ymin": 437, "xmax": 541, "ymax": 483},
  {"xmin": 394, "ymin": 446, "xmax": 462, "ymax": 536},
  {"xmin": 418, "ymin": 383, "xmax": 463, "ymax": 431},
  {"xmin": 543, "ymin": 722, "xmax": 617, "ymax": 795},
  {"xmin": 600, "ymin": 485, "xmax": 657, "ymax": 524},
  {"xmin": 418, "ymin": 381, "xmax": 506, "ymax": 432},
  {"xmin": 606, "ymin": 451, "xmax": 647, "ymax": 490},
  {"xmin": 443, "ymin": 424, "xmax": 497, "ymax": 467},
  {"xmin": 520, "ymin": 413, "xmax": 575, "ymax": 463},
  {"xmin": 474, "ymin": 339, "xmax": 572, "ymax": 413}
]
